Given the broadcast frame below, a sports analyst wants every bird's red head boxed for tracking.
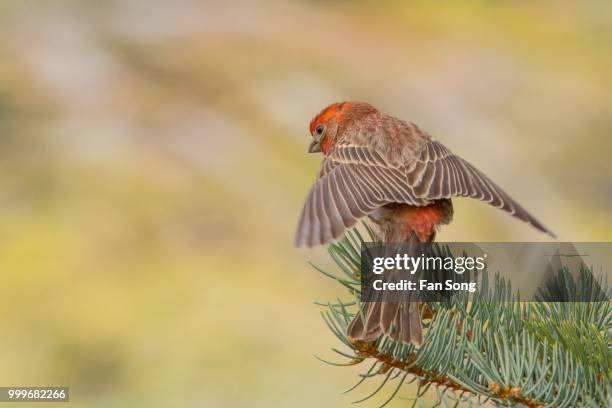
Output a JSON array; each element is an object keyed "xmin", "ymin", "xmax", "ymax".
[
  {"xmin": 309, "ymin": 102, "xmax": 347, "ymax": 135},
  {"xmin": 307, "ymin": 101, "xmax": 375, "ymax": 154}
]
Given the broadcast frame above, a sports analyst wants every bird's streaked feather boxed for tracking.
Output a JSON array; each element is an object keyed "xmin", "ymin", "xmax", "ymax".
[{"xmin": 295, "ymin": 139, "xmax": 554, "ymax": 247}]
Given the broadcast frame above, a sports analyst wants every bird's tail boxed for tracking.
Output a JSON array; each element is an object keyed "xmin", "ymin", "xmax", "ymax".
[
  {"xmin": 346, "ymin": 236, "xmax": 424, "ymax": 346},
  {"xmin": 347, "ymin": 299, "xmax": 423, "ymax": 345}
]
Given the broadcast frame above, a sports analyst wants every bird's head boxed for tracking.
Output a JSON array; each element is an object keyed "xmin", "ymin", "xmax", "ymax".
[{"xmin": 308, "ymin": 101, "xmax": 376, "ymax": 155}]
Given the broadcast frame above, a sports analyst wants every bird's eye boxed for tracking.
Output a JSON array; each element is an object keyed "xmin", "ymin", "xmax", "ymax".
[{"xmin": 315, "ymin": 124, "xmax": 325, "ymax": 136}]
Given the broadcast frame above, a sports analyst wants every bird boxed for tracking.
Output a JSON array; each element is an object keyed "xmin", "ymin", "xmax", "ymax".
[{"xmin": 295, "ymin": 101, "xmax": 555, "ymax": 345}]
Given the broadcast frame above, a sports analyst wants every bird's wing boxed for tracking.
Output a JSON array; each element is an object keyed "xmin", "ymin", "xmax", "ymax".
[
  {"xmin": 295, "ymin": 144, "xmax": 428, "ymax": 247},
  {"xmin": 295, "ymin": 141, "xmax": 554, "ymax": 247},
  {"xmin": 407, "ymin": 140, "xmax": 555, "ymax": 237}
]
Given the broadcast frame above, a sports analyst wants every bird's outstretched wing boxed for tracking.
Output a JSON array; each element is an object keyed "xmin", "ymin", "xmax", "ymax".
[{"xmin": 295, "ymin": 141, "xmax": 554, "ymax": 247}]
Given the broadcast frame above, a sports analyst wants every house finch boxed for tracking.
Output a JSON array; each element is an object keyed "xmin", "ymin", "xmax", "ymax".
[{"xmin": 295, "ymin": 101, "xmax": 554, "ymax": 345}]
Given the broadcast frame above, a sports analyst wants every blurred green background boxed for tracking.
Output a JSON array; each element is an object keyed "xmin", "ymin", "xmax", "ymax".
[{"xmin": 0, "ymin": 1, "xmax": 611, "ymax": 407}]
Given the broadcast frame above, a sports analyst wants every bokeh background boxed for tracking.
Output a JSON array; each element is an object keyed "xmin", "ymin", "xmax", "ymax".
[{"xmin": 0, "ymin": 1, "xmax": 611, "ymax": 407}]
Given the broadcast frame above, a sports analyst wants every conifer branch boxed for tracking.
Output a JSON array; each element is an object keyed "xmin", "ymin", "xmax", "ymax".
[{"xmin": 312, "ymin": 225, "xmax": 611, "ymax": 407}]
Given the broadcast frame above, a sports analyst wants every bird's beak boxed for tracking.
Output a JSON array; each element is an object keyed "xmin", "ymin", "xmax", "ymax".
[{"xmin": 308, "ymin": 137, "xmax": 321, "ymax": 153}]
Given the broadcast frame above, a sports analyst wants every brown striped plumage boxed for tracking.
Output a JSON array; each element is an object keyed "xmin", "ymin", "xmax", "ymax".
[
  {"xmin": 296, "ymin": 101, "xmax": 554, "ymax": 344},
  {"xmin": 296, "ymin": 102, "xmax": 554, "ymax": 248}
]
